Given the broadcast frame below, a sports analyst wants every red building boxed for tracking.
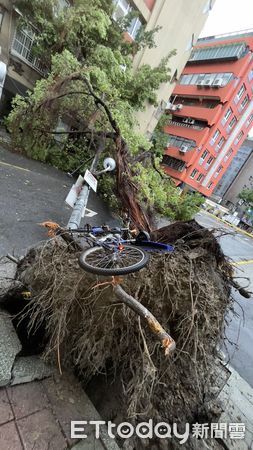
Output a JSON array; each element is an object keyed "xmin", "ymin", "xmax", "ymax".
[{"xmin": 163, "ymin": 31, "xmax": 253, "ymax": 197}]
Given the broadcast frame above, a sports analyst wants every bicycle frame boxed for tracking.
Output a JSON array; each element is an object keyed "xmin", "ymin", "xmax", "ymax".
[{"xmin": 69, "ymin": 226, "xmax": 174, "ymax": 254}]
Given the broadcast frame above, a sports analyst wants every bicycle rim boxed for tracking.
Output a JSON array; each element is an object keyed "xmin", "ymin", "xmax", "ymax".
[{"xmin": 79, "ymin": 245, "xmax": 149, "ymax": 275}]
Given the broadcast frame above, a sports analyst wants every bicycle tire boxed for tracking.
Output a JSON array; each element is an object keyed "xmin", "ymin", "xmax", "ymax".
[{"xmin": 79, "ymin": 245, "xmax": 149, "ymax": 276}]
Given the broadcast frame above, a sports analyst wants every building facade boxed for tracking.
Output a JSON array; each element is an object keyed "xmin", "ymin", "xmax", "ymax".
[
  {"xmin": 0, "ymin": 0, "xmax": 215, "ymax": 132},
  {"xmin": 0, "ymin": 0, "xmax": 45, "ymax": 117},
  {"xmin": 128, "ymin": 0, "xmax": 216, "ymax": 136},
  {"xmin": 162, "ymin": 31, "xmax": 253, "ymax": 197},
  {"xmin": 213, "ymin": 137, "xmax": 253, "ymax": 200}
]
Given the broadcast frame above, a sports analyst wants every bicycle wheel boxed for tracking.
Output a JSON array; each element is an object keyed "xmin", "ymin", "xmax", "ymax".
[{"xmin": 79, "ymin": 245, "xmax": 149, "ymax": 276}]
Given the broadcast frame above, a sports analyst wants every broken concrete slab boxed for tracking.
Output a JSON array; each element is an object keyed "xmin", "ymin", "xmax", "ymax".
[
  {"xmin": 0, "ymin": 261, "xmax": 18, "ymax": 299},
  {"xmin": 0, "ymin": 310, "xmax": 21, "ymax": 386},
  {"xmin": 11, "ymin": 356, "xmax": 54, "ymax": 386}
]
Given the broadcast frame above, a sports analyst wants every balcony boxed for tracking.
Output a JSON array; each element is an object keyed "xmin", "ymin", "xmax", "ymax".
[
  {"xmin": 173, "ymin": 83, "xmax": 235, "ymax": 103},
  {"xmin": 173, "ymin": 104, "xmax": 222, "ymax": 126},
  {"xmin": 166, "ymin": 119, "xmax": 204, "ymax": 131},
  {"xmin": 11, "ymin": 28, "xmax": 46, "ymax": 75},
  {"xmin": 164, "ymin": 146, "xmax": 195, "ymax": 165},
  {"xmin": 164, "ymin": 122, "xmax": 209, "ymax": 144}
]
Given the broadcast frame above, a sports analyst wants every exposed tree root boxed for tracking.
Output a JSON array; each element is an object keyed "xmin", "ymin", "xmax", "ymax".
[{"xmin": 0, "ymin": 220, "xmax": 238, "ymax": 449}]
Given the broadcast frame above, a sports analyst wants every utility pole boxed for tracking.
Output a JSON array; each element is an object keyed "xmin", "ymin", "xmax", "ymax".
[{"xmin": 67, "ymin": 140, "xmax": 105, "ymax": 230}]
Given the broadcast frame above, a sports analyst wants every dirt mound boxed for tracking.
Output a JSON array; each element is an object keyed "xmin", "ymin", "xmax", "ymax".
[{"xmin": 10, "ymin": 221, "xmax": 233, "ymax": 449}]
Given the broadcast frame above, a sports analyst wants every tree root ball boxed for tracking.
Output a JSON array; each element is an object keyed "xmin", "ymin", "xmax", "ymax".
[{"xmin": 10, "ymin": 221, "xmax": 233, "ymax": 449}]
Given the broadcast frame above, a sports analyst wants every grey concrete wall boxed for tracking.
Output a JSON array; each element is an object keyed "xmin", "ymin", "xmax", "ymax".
[{"xmin": 224, "ymin": 152, "xmax": 253, "ymax": 205}]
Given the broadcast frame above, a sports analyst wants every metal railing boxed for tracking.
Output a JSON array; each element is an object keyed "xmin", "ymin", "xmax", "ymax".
[
  {"xmin": 167, "ymin": 119, "xmax": 204, "ymax": 131},
  {"xmin": 11, "ymin": 28, "xmax": 45, "ymax": 75}
]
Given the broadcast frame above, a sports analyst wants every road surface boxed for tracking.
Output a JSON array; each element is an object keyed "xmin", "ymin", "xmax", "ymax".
[
  {"xmin": 196, "ymin": 212, "xmax": 253, "ymax": 387},
  {"xmin": 0, "ymin": 146, "xmax": 117, "ymax": 256}
]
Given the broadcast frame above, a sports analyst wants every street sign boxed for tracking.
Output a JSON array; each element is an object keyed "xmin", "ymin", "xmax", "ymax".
[
  {"xmin": 84, "ymin": 169, "xmax": 98, "ymax": 192},
  {"xmin": 65, "ymin": 175, "xmax": 83, "ymax": 207}
]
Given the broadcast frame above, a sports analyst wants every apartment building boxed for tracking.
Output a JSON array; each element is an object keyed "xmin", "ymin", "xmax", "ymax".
[
  {"xmin": 122, "ymin": 0, "xmax": 216, "ymax": 136},
  {"xmin": 163, "ymin": 30, "xmax": 253, "ymax": 197}
]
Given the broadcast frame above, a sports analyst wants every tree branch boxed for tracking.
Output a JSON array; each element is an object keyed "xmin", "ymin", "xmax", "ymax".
[{"xmin": 114, "ymin": 284, "xmax": 176, "ymax": 355}]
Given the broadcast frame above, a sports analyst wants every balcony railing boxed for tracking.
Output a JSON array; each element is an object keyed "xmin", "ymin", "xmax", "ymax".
[
  {"xmin": 167, "ymin": 119, "xmax": 204, "ymax": 131},
  {"xmin": 11, "ymin": 28, "xmax": 45, "ymax": 75}
]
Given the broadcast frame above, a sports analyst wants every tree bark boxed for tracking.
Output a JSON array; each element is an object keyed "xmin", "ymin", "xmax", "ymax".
[{"xmin": 114, "ymin": 284, "xmax": 176, "ymax": 355}]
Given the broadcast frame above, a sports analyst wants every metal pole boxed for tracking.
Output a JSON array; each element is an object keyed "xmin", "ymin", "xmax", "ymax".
[{"xmin": 67, "ymin": 140, "xmax": 104, "ymax": 230}]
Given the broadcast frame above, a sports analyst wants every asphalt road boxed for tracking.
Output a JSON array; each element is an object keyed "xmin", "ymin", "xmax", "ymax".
[
  {"xmin": 0, "ymin": 146, "xmax": 116, "ymax": 256},
  {"xmin": 196, "ymin": 212, "xmax": 253, "ymax": 387}
]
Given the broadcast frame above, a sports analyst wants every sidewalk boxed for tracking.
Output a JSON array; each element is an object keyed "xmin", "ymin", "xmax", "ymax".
[{"xmin": 0, "ymin": 371, "xmax": 120, "ymax": 450}]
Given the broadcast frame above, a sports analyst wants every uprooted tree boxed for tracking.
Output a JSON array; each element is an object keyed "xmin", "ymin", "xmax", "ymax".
[
  {"xmin": 2, "ymin": 2, "xmax": 252, "ymax": 449},
  {"xmin": 7, "ymin": 0, "xmax": 204, "ymax": 223}
]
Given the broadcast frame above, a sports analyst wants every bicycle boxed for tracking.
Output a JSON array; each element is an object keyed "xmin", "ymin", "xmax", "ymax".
[{"xmin": 69, "ymin": 224, "xmax": 174, "ymax": 276}]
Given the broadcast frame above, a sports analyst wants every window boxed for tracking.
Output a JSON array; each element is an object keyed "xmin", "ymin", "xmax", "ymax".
[
  {"xmin": 190, "ymin": 169, "xmax": 198, "ymax": 179},
  {"xmin": 234, "ymin": 130, "xmax": 244, "ymax": 145},
  {"xmin": 234, "ymin": 84, "xmax": 246, "ymax": 103},
  {"xmin": 127, "ymin": 16, "xmax": 142, "ymax": 39},
  {"xmin": 216, "ymin": 136, "xmax": 225, "ymax": 152},
  {"xmin": 11, "ymin": 27, "xmax": 45, "ymax": 74},
  {"xmin": 207, "ymin": 182, "xmax": 214, "ymax": 189},
  {"xmin": 221, "ymin": 108, "xmax": 232, "ymax": 125},
  {"xmin": 205, "ymin": 156, "xmax": 214, "ymax": 168},
  {"xmin": 179, "ymin": 72, "xmax": 233, "ymax": 87},
  {"xmin": 189, "ymin": 43, "xmax": 247, "ymax": 63},
  {"xmin": 180, "ymin": 74, "xmax": 193, "ymax": 85},
  {"xmin": 197, "ymin": 173, "xmax": 204, "ymax": 182},
  {"xmin": 162, "ymin": 155, "xmax": 186, "ymax": 172},
  {"xmin": 239, "ymin": 95, "xmax": 249, "ymax": 112},
  {"xmin": 167, "ymin": 135, "xmax": 196, "ymax": 150},
  {"xmin": 113, "ymin": 0, "xmax": 142, "ymax": 39},
  {"xmin": 224, "ymin": 148, "xmax": 233, "ymax": 162},
  {"xmin": 199, "ymin": 149, "xmax": 209, "ymax": 165},
  {"xmin": 246, "ymin": 113, "xmax": 253, "ymax": 127},
  {"xmin": 113, "ymin": 0, "xmax": 131, "ymax": 20},
  {"xmin": 248, "ymin": 70, "xmax": 253, "ymax": 82},
  {"xmin": 214, "ymin": 165, "xmax": 223, "ymax": 178},
  {"xmin": 210, "ymin": 129, "xmax": 220, "ymax": 145},
  {"xmin": 226, "ymin": 116, "xmax": 237, "ymax": 133}
]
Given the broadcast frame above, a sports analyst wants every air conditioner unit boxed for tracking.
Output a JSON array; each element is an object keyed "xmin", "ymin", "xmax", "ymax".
[
  {"xmin": 213, "ymin": 79, "xmax": 223, "ymax": 87},
  {"xmin": 175, "ymin": 104, "xmax": 183, "ymax": 110},
  {"xmin": 180, "ymin": 145, "xmax": 189, "ymax": 153},
  {"xmin": 165, "ymin": 101, "xmax": 173, "ymax": 109},
  {"xmin": 197, "ymin": 80, "xmax": 206, "ymax": 87},
  {"xmin": 204, "ymin": 79, "xmax": 212, "ymax": 86},
  {"xmin": 183, "ymin": 118, "xmax": 195, "ymax": 125}
]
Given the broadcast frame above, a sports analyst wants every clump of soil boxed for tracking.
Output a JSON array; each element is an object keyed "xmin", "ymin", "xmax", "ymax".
[{"xmin": 6, "ymin": 221, "xmax": 233, "ymax": 449}]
